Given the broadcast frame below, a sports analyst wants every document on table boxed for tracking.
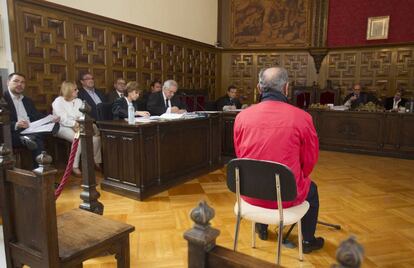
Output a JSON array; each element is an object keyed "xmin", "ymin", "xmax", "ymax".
[
  {"xmin": 21, "ymin": 115, "xmax": 56, "ymax": 134},
  {"xmin": 159, "ymin": 113, "xmax": 185, "ymax": 120}
]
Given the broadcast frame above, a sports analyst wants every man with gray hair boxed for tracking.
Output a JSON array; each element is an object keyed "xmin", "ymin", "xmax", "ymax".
[
  {"xmin": 233, "ymin": 67, "xmax": 324, "ymax": 253},
  {"xmin": 147, "ymin": 79, "xmax": 187, "ymax": 115}
]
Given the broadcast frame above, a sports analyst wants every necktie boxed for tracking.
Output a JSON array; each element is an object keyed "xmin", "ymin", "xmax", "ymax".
[{"xmin": 165, "ymin": 98, "xmax": 170, "ymax": 108}]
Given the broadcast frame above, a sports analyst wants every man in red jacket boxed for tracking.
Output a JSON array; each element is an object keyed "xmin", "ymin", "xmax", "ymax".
[{"xmin": 233, "ymin": 67, "xmax": 324, "ymax": 254}]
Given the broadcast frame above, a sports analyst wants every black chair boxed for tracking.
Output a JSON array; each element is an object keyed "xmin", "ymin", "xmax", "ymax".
[
  {"xmin": 226, "ymin": 158, "xmax": 310, "ymax": 265},
  {"xmin": 96, "ymin": 102, "xmax": 113, "ymax": 121}
]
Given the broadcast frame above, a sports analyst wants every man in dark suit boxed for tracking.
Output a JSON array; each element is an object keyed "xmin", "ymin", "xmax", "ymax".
[
  {"xmin": 77, "ymin": 72, "xmax": 106, "ymax": 120},
  {"xmin": 215, "ymin": 85, "xmax": 242, "ymax": 111},
  {"xmin": 4, "ymin": 73, "xmax": 59, "ymax": 166},
  {"xmin": 140, "ymin": 79, "xmax": 162, "ymax": 110},
  {"xmin": 147, "ymin": 80, "xmax": 187, "ymax": 116},
  {"xmin": 343, "ymin": 84, "xmax": 371, "ymax": 109},
  {"xmin": 384, "ymin": 90, "xmax": 407, "ymax": 111},
  {"xmin": 107, "ymin": 77, "xmax": 126, "ymax": 103}
]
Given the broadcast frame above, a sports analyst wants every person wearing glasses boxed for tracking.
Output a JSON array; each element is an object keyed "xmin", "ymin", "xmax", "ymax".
[
  {"xmin": 146, "ymin": 80, "xmax": 187, "ymax": 116},
  {"xmin": 52, "ymin": 81, "xmax": 102, "ymax": 176},
  {"xmin": 77, "ymin": 72, "xmax": 107, "ymax": 120},
  {"xmin": 107, "ymin": 77, "xmax": 127, "ymax": 104}
]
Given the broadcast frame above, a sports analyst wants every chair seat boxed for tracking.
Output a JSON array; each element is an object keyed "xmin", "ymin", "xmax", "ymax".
[
  {"xmin": 57, "ymin": 209, "xmax": 135, "ymax": 262},
  {"xmin": 234, "ymin": 199, "xmax": 310, "ymax": 226}
]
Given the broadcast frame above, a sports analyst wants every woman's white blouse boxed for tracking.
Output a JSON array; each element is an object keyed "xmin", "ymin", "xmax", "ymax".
[{"xmin": 52, "ymin": 96, "xmax": 83, "ymax": 127}]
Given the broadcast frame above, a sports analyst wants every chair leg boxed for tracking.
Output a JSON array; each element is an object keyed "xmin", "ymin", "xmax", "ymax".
[
  {"xmin": 115, "ymin": 236, "xmax": 130, "ymax": 268},
  {"xmin": 251, "ymin": 221, "xmax": 256, "ymax": 248},
  {"xmin": 276, "ymin": 221, "xmax": 283, "ymax": 265},
  {"xmin": 297, "ymin": 221, "xmax": 304, "ymax": 261},
  {"xmin": 234, "ymin": 214, "xmax": 242, "ymax": 251}
]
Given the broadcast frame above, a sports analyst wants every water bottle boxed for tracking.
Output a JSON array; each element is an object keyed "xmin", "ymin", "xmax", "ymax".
[{"xmin": 128, "ymin": 102, "xmax": 135, "ymax": 124}]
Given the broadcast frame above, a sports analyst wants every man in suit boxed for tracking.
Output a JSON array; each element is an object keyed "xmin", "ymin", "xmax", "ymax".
[
  {"xmin": 77, "ymin": 72, "xmax": 106, "ymax": 120},
  {"xmin": 215, "ymin": 85, "xmax": 242, "ymax": 111},
  {"xmin": 147, "ymin": 80, "xmax": 187, "ymax": 116},
  {"xmin": 4, "ymin": 73, "xmax": 59, "ymax": 166},
  {"xmin": 384, "ymin": 90, "xmax": 407, "ymax": 111},
  {"xmin": 343, "ymin": 84, "xmax": 378, "ymax": 109},
  {"xmin": 140, "ymin": 80, "xmax": 162, "ymax": 110},
  {"xmin": 107, "ymin": 78, "xmax": 126, "ymax": 103}
]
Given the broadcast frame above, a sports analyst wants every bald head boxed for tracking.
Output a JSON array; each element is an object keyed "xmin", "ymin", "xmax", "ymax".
[{"xmin": 258, "ymin": 67, "xmax": 289, "ymax": 95}]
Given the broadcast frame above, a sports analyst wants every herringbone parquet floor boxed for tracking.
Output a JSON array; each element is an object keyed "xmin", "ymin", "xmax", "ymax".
[{"xmin": 55, "ymin": 151, "xmax": 414, "ymax": 267}]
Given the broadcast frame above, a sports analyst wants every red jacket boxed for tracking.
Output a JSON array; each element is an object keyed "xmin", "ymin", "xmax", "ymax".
[{"xmin": 233, "ymin": 101, "xmax": 319, "ymax": 209}]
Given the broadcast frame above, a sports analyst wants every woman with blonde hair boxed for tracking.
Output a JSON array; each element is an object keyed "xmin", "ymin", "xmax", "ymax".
[
  {"xmin": 112, "ymin": 81, "xmax": 150, "ymax": 119},
  {"xmin": 52, "ymin": 81, "xmax": 102, "ymax": 176}
]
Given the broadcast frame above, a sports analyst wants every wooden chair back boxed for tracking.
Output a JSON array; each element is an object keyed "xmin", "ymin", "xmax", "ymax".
[{"xmin": 0, "ymin": 148, "xmax": 60, "ymax": 267}]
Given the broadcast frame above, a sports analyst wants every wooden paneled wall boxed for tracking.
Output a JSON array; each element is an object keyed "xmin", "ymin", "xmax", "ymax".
[
  {"xmin": 7, "ymin": 0, "xmax": 219, "ymax": 111},
  {"xmin": 220, "ymin": 51, "xmax": 317, "ymax": 103},
  {"xmin": 323, "ymin": 46, "xmax": 414, "ymax": 98},
  {"xmin": 220, "ymin": 45, "xmax": 414, "ymax": 102}
]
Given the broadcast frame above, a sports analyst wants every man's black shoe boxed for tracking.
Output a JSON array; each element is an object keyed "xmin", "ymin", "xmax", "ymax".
[
  {"xmin": 302, "ymin": 237, "xmax": 324, "ymax": 254},
  {"xmin": 19, "ymin": 135, "xmax": 38, "ymax": 150},
  {"xmin": 255, "ymin": 223, "xmax": 268, "ymax": 241}
]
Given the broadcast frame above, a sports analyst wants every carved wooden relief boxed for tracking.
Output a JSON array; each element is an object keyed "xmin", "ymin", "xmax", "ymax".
[
  {"xmin": 10, "ymin": 0, "xmax": 218, "ymax": 111},
  {"xmin": 225, "ymin": 52, "xmax": 310, "ymax": 103},
  {"xmin": 326, "ymin": 47, "xmax": 414, "ymax": 98},
  {"xmin": 231, "ymin": 0, "xmax": 312, "ymax": 48}
]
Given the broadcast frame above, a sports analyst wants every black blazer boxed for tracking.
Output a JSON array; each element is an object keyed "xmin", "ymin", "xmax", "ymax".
[
  {"xmin": 146, "ymin": 91, "xmax": 187, "ymax": 116},
  {"xmin": 112, "ymin": 97, "xmax": 140, "ymax": 119},
  {"xmin": 384, "ymin": 97, "xmax": 407, "ymax": 110},
  {"xmin": 215, "ymin": 95, "xmax": 242, "ymax": 111},
  {"xmin": 3, "ymin": 90, "xmax": 44, "ymax": 133},
  {"xmin": 107, "ymin": 90, "xmax": 123, "ymax": 104},
  {"xmin": 77, "ymin": 88, "xmax": 106, "ymax": 120}
]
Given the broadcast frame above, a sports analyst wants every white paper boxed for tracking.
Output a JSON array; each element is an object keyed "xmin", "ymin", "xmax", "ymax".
[
  {"xmin": 21, "ymin": 122, "xmax": 55, "ymax": 134},
  {"xmin": 21, "ymin": 115, "xmax": 55, "ymax": 134},
  {"xmin": 330, "ymin": 105, "xmax": 349, "ymax": 111},
  {"xmin": 159, "ymin": 113, "xmax": 185, "ymax": 120}
]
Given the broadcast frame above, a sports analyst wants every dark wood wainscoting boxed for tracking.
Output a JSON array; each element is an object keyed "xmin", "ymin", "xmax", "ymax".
[
  {"xmin": 220, "ymin": 109, "xmax": 414, "ymax": 159},
  {"xmin": 97, "ymin": 114, "xmax": 222, "ymax": 200},
  {"xmin": 309, "ymin": 110, "xmax": 414, "ymax": 159}
]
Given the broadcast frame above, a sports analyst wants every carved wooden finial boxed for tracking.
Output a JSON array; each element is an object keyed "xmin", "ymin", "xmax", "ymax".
[
  {"xmin": 190, "ymin": 200, "xmax": 215, "ymax": 230},
  {"xmin": 33, "ymin": 151, "xmax": 56, "ymax": 175},
  {"xmin": 0, "ymin": 97, "xmax": 8, "ymax": 110},
  {"xmin": 0, "ymin": 143, "xmax": 11, "ymax": 157},
  {"xmin": 332, "ymin": 236, "xmax": 364, "ymax": 268}
]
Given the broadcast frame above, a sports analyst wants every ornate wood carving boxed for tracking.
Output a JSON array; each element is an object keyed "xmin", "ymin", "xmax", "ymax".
[
  {"xmin": 9, "ymin": 0, "xmax": 218, "ymax": 111},
  {"xmin": 224, "ymin": 52, "xmax": 311, "ymax": 103},
  {"xmin": 326, "ymin": 47, "xmax": 414, "ymax": 98}
]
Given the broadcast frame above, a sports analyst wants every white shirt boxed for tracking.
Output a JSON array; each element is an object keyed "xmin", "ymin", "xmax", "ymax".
[
  {"xmin": 52, "ymin": 96, "xmax": 83, "ymax": 127},
  {"xmin": 393, "ymin": 99, "xmax": 401, "ymax": 110},
  {"xmin": 8, "ymin": 88, "xmax": 30, "ymax": 123},
  {"xmin": 162, "ymin": 91, "xmax": 171, "ymax": 113}
]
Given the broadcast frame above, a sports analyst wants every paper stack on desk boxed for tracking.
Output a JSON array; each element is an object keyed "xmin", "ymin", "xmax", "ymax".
[
  {"xmin": 330, "ymin": 105, "xmax": 349, "ymax": 111},
  {"xmin": 159, "ymin": 113, "xmax": 185, "ymax": 120}
]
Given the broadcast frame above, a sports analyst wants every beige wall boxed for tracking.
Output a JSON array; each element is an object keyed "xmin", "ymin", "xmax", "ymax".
[{"xmin": 46, "ymin": 0, "xmax": 218, "ymax": 45}]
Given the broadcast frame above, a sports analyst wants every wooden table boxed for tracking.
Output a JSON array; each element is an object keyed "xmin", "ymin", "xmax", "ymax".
[
  {"xmin": 221, "ymin": 109, "xmax": 414, "ymax": 159},
  {"xmin": 97, "ymin": 114, "xmax": 222, "ymax": 200},
  {"xmin": 308, "ymin": 109, "xmax": 414, "ymax": 159}
]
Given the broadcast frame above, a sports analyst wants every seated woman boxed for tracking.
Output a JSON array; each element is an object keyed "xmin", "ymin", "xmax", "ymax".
[
  {"xmin": 52, "ymin": 81, "xmax": 102, "ymax": 176},
  {"xmin": 112, "ymin": 81, "xmax": 150, "ymax": 119}
]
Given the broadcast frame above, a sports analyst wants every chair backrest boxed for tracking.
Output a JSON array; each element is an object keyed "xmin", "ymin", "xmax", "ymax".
[
  {"xmin": 292, "ymin": 86, "xmax": 316, "ymax": 109},
  {"xmin": 96, "ymin": 102, "xmax": 113, "ymax": 120},
  {"xmin": 0, "ymin": 151, "xmax": 60, "ymax": 267},
  {"xmin": 226, "ymin": 159, "xmax": 297, "ymax": 202}
]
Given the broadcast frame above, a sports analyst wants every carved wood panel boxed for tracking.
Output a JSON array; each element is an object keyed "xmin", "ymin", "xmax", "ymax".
[
  {"xmin": 223, "ymin": 52, "xmax": 311, "ymax": 103},
  {"xmin": 10, "ymin": 0, "xmax": 218, "ymax": 111},
  {"xmin": 326, "ymin": 47, "xmax": 414, "ymax": 99}
]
